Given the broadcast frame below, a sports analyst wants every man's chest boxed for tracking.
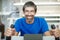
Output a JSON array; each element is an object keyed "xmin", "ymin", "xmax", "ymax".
[{"xmin": 20, "ymin": 23, "xmax": 42, "ymax": 33}]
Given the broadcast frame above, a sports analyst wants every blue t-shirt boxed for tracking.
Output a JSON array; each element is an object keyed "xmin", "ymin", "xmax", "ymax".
[{"xmin": 14, "ymin": 17, "xmax": 49, "ymax": 36}]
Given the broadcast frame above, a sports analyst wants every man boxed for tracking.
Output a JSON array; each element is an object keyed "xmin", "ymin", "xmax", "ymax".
[{"xmin": 5, "ymin": 1, "xmax": 51, "ymax": 36}]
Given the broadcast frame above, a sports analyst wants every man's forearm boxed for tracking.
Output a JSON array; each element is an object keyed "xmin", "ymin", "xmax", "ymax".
[
  {"xmin": 14, "ymin": 32, "xmax": 19, "ymax": 36},
  {"xmin": 44, "ymin": 31, "xmax": 51, "ymax": 36}
]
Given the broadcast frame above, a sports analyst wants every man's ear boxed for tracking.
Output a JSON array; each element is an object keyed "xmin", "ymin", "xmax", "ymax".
[{"xmin": 23, "ymin": 11, "xmax": 25, "ymax": 14}]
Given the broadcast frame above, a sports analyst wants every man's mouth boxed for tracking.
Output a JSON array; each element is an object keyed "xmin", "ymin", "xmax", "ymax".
[
  {"xmin": 27, "ymin": 17, "xmax": 32, "ymax": 19},
  {"xmin": 27, "ymin": 15, "xmax": 32, "ymax": 16},
  {"xmin": 27, "ymin": 16, "xmax": 33, "ymax": 18}
]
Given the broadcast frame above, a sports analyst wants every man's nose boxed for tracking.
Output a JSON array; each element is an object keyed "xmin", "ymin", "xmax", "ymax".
[
  {"xmin": 28, "ymin": 13, "xmax": 31, "ymax": 15},
  {"xmin": 28, "ymin": 12, "xmax": 31, "ymax": 15}
]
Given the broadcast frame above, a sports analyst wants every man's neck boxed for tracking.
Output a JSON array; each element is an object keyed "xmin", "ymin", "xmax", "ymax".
[{"xmin": 26, "ymin": 18, "xmax": 34, "ymax": 24}]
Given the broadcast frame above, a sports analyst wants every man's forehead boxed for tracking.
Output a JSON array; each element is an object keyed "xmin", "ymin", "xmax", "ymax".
[{"xmin": 25, "ymin": 7, "xmax": 35, "ymax": 10}]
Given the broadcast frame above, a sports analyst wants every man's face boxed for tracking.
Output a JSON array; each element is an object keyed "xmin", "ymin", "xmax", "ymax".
[{"xmin": 23, "ymin": 7, "xmax": 36, "ymax": 20}]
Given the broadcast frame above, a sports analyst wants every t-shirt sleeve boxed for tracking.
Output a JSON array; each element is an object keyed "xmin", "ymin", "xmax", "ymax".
[
  {"xmin": 14, "ymin": 19, "xmax": 21, "ymax": 33},
  {"xmin": 41, "ymin": 18, "xmax": 49, "ymax": 34}
]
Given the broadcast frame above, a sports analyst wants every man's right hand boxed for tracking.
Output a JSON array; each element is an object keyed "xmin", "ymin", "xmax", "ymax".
[{"xmin": 4, "ymin": 27, "xmax": 16, "ymax": 36}]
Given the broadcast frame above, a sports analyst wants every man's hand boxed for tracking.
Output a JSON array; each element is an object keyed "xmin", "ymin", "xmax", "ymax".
[
  {"xmin": 54, "ymin": 29, "xmax": 60, "ymax": 37},
  {"xmin": 50, "ymin": 29, "xmax": 60, "ymax": 37},
  {"xmin": 4, "ymin": 28, "xmax": 16, "ymax": 36}
]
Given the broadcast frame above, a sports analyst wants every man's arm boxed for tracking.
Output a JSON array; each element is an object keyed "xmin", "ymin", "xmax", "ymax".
[
  {"xmin": 41, "ymin": 18, "xmax": 51, "ymax": 36},
  {"xmin": 44, "ymin": 31, "xmax": 51, "ymax": 36},
  {"xmin": 14, "ymin": 32, "xmax": 19, "ymax": 36}
]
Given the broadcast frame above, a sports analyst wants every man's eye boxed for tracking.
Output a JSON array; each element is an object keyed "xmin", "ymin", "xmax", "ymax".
[
  {"xmin": 25, "ymin": 10, "xmax": 29, "ymax": 12},
  {"xmin": 31, "ymin": 10, "xmax": 35, "ymax": 12}
]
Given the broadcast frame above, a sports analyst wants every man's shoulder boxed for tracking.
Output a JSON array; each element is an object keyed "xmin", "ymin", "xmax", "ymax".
[
  {"xmin": 16, "ymin": 17, "xmax": 25, "ymax": 22},
  {"xmin": 35, "ymin": 17, "xmax": 46, "ymax": 23},
  {"xmin": 35, "ymin": 17, "xmax": 45, "ymax": 20}
]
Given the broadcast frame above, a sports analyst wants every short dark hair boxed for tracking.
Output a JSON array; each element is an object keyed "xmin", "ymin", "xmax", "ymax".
[{"xmin": 23, "ymin": 1, "xmax": 37, "ymax": 13}]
